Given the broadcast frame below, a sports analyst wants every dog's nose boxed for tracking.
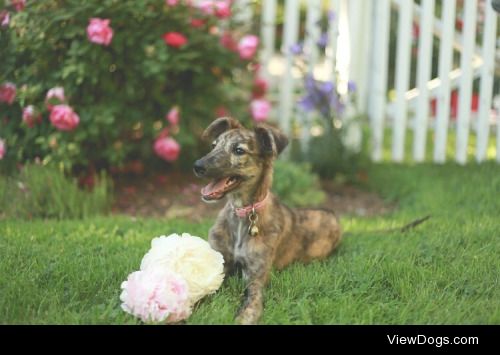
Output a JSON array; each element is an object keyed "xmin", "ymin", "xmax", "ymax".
[{"xmin": 193, "ymin": 160, "xmax": 206, "ymax": 177}]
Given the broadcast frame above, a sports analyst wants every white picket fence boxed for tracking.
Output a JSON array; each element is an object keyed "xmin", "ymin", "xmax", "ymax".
[{"xmin": 239, "ymin": 0, "xmax": 500, "ymax": 164}]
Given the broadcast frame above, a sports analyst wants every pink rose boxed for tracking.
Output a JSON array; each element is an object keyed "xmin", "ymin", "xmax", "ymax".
[
  {"xmin": 237, "ymin": 35, "xmax": 259, "ymax": 60},
  {"xmin": 0, "ymin": 10, "xmax": 9, "ymax": 27},
  {"xmin": 11, "ymin": 0, "xmax": 25, "ymax": 12},
  {"xmin": 198, "ymin": 0, "xmax": 216, "ymax": 15},
  {"xmin": 120, "ymin": 269, "xmax": 191, "ymax": 323},
  {"xmin": 50, "ymin": 104, "xmax": 80, "ymax": 131},
  {"xmin": 154, "ymin": 137, "xmax": 181, "ymax": 162},
  {"xmin": 198, "ymin": 1, "xmax": 231, "ymax": 18},
  {"xmin": 22, "ymin": 105, "xmax": 42, "ymax": 128},
  {"xmin": 0, "ymin": 138, "xmax": 5, "ymax": 160},
  {"xmin": 166, "ymin": 106, "xmax": 180, "ymax": 126},
  {"xmin": 250, "ymin": 98, "xmax": 271, "ymax": 122},
  {"xmin": 220, "ymin": 31, "xmax": 237, "ymax": 51},
  {"xmin": 45, "ymin": 87, "xmax": 66, "ymax": 110},
  {"xmin": 214, "ymin": 1, "xmax": 231, "ymax": 19},
  {"xmin": 0, "ymin": 82, "xmax": 16, "ymax": 105},
  {"xmin": 87, "ymin": 18, "xmax": 114, "ymax": 46},
  {"xmin": 166, "ymin": 0, "xmax": 179, "ymax": 6},
  {"xmin": 163, "ymin": 32, "xmax": 188, "ymax": 48}
]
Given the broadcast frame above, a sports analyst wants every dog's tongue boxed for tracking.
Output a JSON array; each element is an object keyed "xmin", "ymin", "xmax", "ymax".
[{"xmin": 201, "ymin": 177, "xmax": 230, "ymax": 198}]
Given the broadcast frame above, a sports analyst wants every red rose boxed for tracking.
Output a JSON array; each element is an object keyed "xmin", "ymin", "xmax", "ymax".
[
  {"xmin": 252, "ymin": 77, "xmax": 268, "ymax": 99},
  {"xmin": 163, "ymin": 32, "xmax": 188, "ymax": 48},
  {"xmin": 190, "ymin": 18, "xmax": 205, "ymax": 28}
]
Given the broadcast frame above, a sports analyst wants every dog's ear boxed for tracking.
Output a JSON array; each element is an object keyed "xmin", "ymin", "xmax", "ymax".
[
  {"xmin": 202, "ymin": 117, "xmax": 242, "ymax": 142},
  {"xmin": 254, "ymin": 124, "xmax": 289, "ymax": 157}
]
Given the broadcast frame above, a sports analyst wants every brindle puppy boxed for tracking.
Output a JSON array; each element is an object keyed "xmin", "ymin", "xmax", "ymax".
[{"xmin": 193, "ymin": 117, "xmax": 342, "ymax": 324}]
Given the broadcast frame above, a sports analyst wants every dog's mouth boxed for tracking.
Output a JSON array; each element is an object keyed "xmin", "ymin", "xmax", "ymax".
[{"xmin": 201, "ymin": 175, "xmax": 242, "ymax": 202}]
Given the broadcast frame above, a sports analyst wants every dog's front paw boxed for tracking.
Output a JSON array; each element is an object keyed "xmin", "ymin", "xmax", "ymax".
[{"xmin": 235, "ymin": 306, "xmax": 261, "ymax": 325}]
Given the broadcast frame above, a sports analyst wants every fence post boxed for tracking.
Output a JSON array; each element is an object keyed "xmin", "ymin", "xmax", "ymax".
[
  {"xmin": 413, "ymin": 0, "xmax": 435, "ymax": 162},
  {"xmin": 299, "ymin": 0, "xmax": 322, "ymax": 154},
  {"xmin": 455, "ymin": 1, "xmax": 478, "ymax": 164},
  {"xmin": 348, "ymin": 0, "xmax": 372, "ymax": 116},
  {"xmin": 476, "ymin": 0, "xmax": 498, "ymax": 162},
  {"xmin": 392, "ymin": 0, "xmax": 414, "ymax": 162},
  {"xmin": 369, "ymin": 0, "xmax": 391, "ymax": 161},
  {"xmin": 433, "ymin": 0, "xmax": 457, "ymax": 163},
  {"xmin": 278, "ymin": 0, "xmax": 300, "ymax": 141},
  {"xmin": 327, "ymin": 0, "xmax": 341, "ymax": 79},
  {"xmin": 496, "ymin": 96, "xmax": 500, "ymax": 163},
  {"xmin": 259, "ymin": 0, "xmax": 277, "ymax": 83},
  {"xmin": 343, "ymin": 0, "xmax": 372, "ymax": 152}
]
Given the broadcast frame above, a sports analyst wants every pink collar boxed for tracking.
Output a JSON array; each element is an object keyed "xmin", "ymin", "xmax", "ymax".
[{"xmin": 233, "ymin": 193, "xmax": 270, "ymax": 218}]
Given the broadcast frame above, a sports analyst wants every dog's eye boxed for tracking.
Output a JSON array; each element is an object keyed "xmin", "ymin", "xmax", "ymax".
[{"xmin": 233, "ymin": 147, "xmax": 246, "ymax": 155}]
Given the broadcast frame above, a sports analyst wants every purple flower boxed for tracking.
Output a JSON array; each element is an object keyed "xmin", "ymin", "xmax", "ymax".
[
  {"xmin": 304, "ymin": 74, "xmax": 316, "ymax": 91},
  {"xmin": 298, "ymin": 74, "xmax": 344, "ymax": 119},
  {"xmin": 317, "ymin": 33, "xmax": 328, "ymax": 48},
  {"xmin": 320, "ymin": 82, "xmax": 335, "ymax": 94},
  {"xmin": 327, "ymin": 10, "xmax": 336, "ymax": 23},
  {"xmin": 289, "ymin": 43, "xmax": 303, "ymax": 55},
  {"xmin": 298, "ymin": 95, "xmax": 316, "ymax": 112},
  {"xmin": 347, "ymin": 80, "xmax": 357, "ymax": 93}
]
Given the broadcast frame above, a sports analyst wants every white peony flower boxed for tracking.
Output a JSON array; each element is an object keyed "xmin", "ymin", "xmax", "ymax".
[{"xmin": 140, "ymin": 233, "xmax": 225, "ymax": 305}]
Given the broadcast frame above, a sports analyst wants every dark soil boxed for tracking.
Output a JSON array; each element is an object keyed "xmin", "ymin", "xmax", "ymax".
[{"xmin": 112, "ymin": 173, "xmax": 394, "ymax": 222}]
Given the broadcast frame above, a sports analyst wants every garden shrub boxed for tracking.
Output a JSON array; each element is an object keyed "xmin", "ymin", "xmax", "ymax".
[
  {"xmin": 0, "ymin": 0, "xmax": 268, "ymax": 176},
  {"xmin": 0, "ymin": 163, "xmax": 111, "ymax": 219},
  {"xmin": 272, "ymin": 159, "xmax": 325, "ymax": 207}
]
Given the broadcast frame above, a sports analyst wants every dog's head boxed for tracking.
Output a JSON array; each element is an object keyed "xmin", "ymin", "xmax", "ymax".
[{"xmin": 193, "ymin": 117, "xmax": 288, "ymax": 202}]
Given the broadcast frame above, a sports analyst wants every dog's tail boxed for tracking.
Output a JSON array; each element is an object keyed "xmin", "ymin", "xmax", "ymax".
[{"xmin": 344, "ymin": 215, "xmax": 431, "ymax": 237}]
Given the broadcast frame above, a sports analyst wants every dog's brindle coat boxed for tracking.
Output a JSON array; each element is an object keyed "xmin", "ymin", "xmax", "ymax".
[{"xmin": 194, "ymin": 117, "xmax": 341, "ymax": 324}]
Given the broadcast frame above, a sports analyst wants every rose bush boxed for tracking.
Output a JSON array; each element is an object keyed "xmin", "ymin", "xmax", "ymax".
[{"xmin": 0, "ymin": 0, "xmax": 270, "ymax": 176}]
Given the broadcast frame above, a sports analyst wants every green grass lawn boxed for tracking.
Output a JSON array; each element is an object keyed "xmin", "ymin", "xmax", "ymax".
[{"xmin": 1, "ymin": 162, "xmax": 499, "ymax": 324}]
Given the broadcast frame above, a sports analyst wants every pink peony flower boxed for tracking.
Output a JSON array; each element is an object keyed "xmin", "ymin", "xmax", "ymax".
[
  {"xmin": 163, "ymin": 32, "xmax": 188, "ymax": 48},
  {"xmin": 87, "ymin": 18, "xmax": 114, "ymax": 46},
  {"xmin": 49, "ymin": 104, "xmax": 80, "ymax": 131},
  {"xmin": 45, "ymin": 87, "xmax": 66, "ymax": 110},
  {"xmin": 237, "ymin": 35, "xmax": 259, "ymax": 60},
  {"xmin": 22, "ymin": 105, "xmax": 42, "ymax": 128},
  {"xmin": 11, "ymin": 0, "xmax": 26, "ymax": 12},
  {"xmin": 166, "ymin": 106, "xmax": 180, "ymax": 126},
  {"xmin": 0, "ymin": 138, "xmax": 5, "ymax": 160},
  {"xmin": 250, "ymin": 98, "xmax": 271, "ymax": 122},
  {"xmin": 166, "ymin": 0, "xmax": 179, "ymax": 6},
  {"xmin": 120, "ymin": 268, "xmax": 192, "ymax": 323},
  {"xmin": 154, "ymin": 137, "xmax": 181, "ymax": 162},
  {"xmin": 0, "ymin": 82, "xmax": 16, "ymax": 105},
  {"xmin": 0, "ymin": 10, "xmax": 9, "ymax": 27}
]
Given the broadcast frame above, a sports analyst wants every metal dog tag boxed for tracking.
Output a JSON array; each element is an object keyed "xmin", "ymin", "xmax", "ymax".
[{"xmin": 248, "ymin": 209, "xmax": 259, "ymax": 236}]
